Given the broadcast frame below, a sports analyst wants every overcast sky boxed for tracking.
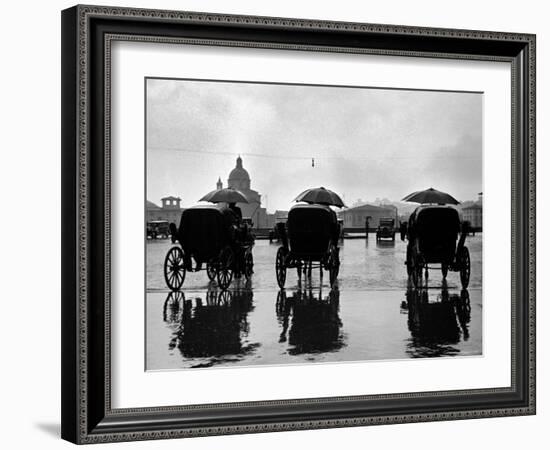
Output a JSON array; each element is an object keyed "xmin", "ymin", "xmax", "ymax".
[{"xmin": 146, "ymin": 78, "xmax": 482, "ymax": 212}]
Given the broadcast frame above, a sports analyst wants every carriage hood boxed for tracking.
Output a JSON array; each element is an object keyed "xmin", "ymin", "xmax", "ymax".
[{"xmin": 410, "ymin": 205, "xmax": 461, "ymax": 231}]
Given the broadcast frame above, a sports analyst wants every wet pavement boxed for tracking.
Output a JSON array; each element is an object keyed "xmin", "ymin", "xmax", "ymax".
[{"xmin": 146, "ymin": 236, "xmax": 482, "ymax": 370}]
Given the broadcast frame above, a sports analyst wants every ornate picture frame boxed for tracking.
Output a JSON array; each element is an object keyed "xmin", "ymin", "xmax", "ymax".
[{"xmin": 61, "ymin": 5, "xmax": 535, "ymax": 444}]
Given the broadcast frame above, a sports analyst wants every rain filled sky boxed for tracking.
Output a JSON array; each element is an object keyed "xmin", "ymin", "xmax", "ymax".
[{"xmin": 146, "ymin": 78, "xmax": 482, "ymax": 212}]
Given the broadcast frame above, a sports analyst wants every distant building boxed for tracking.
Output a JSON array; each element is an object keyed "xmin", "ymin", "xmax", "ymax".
[
  {"xmin": 338, "ymin": 203, "xmax": 399, "ymax": 228},
  {"xmin": 146, "ymin": 196, "xmax": 183, "ymax": 224},
  {"xmin": 266, "ymin": 210, "xmax": 289, "ymax": 229},
  {"xmin": 147, "ymin": 200, "xmax": 161, "ymax": 217},
  {"xmin": 216, "ymin": 156, "xmax": 269, "ymax": 228},
  {"xmin": 459, "ymin": 192, "xmax": 483, "ymax": 229},
  {"xmin": 462, "ymin": 204, "xmax": 482, "ymax": 228}
]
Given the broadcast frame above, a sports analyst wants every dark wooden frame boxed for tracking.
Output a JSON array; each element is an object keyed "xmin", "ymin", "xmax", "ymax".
[{"xmin": 61, "ymin": 4, "xmax": 536, "ymax": 444}]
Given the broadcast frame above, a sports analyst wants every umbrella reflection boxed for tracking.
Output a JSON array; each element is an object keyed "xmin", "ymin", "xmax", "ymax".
[
  {"xmin": 402, "ymin": 286, "xmax": 471, "ymax": 358},
  {"xmin": 168, "ymin": 287, "xmax": 259, "ymax": 367},
  {"xmin": 276, "ymin": 287, "xmax": 345, "ymax": 355}
]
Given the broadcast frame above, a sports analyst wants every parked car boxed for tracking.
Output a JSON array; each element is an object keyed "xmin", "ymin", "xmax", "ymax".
[
  {"xmin": 376, "ymin": 217, "xmax": 396, "ymax": 241},
  {"xmin": 147, "ymin": 220, "xmax": 170, "ymax": 239}
]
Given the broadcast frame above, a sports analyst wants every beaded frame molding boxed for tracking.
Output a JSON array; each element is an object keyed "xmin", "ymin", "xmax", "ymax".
[{"xmin": 61, "ymin": 4, "xmax": 536, "ymax": 444}]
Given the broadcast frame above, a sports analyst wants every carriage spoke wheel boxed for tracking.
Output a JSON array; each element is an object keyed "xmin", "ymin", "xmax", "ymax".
[
  {"xmin": 206, "ymin": 259, "xmax": 218, "ymax": 282},
  {"xmin": 244, "ymin": 251, "xmax": 254, "ymax": 280},
  {"xmin": 459, "ymin": 246, "xmax": 471, "ymax": 289},
  {"xmin": 275, "ymin": 247, "xmax": 287, "ymax": 289},
  {"xmin": 164, "ymin": 247, "xmax": 186, "ymax": 290},
  {"xmin": 217, "ymin": 247, "xmax": 234, "ymax": 290}
]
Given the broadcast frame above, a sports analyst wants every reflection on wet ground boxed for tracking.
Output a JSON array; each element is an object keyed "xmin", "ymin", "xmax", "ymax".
[
  {"xmin": 276, "ymin": 288, "xmax": 344, "ymax": 355},
  {"xmin": 402, "ymin": 285, "xmax": 472, "ymax": 358},
  {"xmin": 146, "ymin": 238, "xmax": 482, "ymax": 370},
  {"xmin": 163, "ymin": 286, "xmax": 259, "ymax": 368}
]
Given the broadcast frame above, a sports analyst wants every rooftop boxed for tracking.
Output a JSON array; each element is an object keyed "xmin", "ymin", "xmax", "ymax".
[{"xmin": 341, "ymin": 203, "xmax": 397, "ymax": 212}]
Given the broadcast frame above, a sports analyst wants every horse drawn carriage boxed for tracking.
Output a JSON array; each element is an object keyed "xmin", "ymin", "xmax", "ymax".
[
  {"xmin": 163, "ymin": 204, "xmax": 254, "ymax": 291},
  {"xmin": 275, "ymin": 203, "xmax": 341, "ymax": 288},
  {"xmin": 405, "ymin": 204, "xmax": 471, "ymax": 289}
]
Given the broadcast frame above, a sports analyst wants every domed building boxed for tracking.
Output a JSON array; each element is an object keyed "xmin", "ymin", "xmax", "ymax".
[
  {"xmin": 228, "ymin": 156, "xmax": 252, "ymax": 191},
  {"xmin": 216, "ymin": 156, "xmax": 268, "ymax": 228}
]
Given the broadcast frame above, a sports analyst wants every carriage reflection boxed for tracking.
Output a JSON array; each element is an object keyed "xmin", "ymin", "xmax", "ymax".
[
  {"xmin": 166, "ymin": 286, "xmax": 259, "ymax": 367},
  {"xmin": 162, "ymin": 290, "xmax": 185, "ymax": 324},
  {"xmin": 402, "ymin": 286, "xmax": 471, "ymax": 358},
  {"xmin": 375, "ymin": 239, "xmax": 396, "ymax": 249},
  {"xmin": 276, "ymin": 288, "xmax": 345, "ymax": 355}
]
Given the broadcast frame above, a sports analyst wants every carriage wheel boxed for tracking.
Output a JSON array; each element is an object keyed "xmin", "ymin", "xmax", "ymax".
[
  {"xmin": 206, "ymin": 259, "xmax": 218, "ymax": 282},
  {"xmin": 217, "ymin": 247, "xmax": 234, "ymax": 290},
  {"xmin": 275, "ymin": 247, "xmax": 287, "ymax": 289},
  {"xmin": 441, "ymin": 263, "xmax": 449, "ymax": 279},
  {"xmin": 164, "ymin": 247, "xmax": 186, "ymax": 290},
  {"xmin": 244, "ymin": 251, "xmax": 254, "ymax": 280},
  {"xmin": 458, "ymin": 246, "xmax": 471, "ymax": 289}
]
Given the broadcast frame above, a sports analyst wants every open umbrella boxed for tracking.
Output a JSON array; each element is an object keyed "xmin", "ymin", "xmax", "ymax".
[
  {"xmin": 293, "ymin": 186, "xmax": 346, "ymax": 208},
  {"xmin": 402, "ymin": 187, "xmax": 459, "ymax": 205},
  {"xmin": 199, "ymin": 187, "xmax": 249, "ymax": 204}
]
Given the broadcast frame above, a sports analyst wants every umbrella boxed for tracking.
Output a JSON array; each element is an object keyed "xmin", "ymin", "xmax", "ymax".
[
  {"xmin": 402, "ymin": 187, "xmax": 460, "ymax": 205},
  {"xmin": 199, "ymin": 187, "xmax": 249, "ymax": 204},
  {"xmin": 293, "ymin": 186, "xmax": 346, "ymax": 208}
]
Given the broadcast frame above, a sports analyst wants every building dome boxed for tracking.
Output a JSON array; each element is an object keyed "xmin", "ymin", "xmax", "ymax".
[{"xmin": 227, "ymin": 156, "xmax": 251, "ymax": 190}]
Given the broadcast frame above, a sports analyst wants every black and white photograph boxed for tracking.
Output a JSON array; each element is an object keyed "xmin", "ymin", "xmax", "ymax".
[
  {"xmin": 145, "ymin": 78, "xmax": 483, "ymax": 370},
  {"xmin": 1, "ymin": 0, "xmax": 542, "ymax": 446}
]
